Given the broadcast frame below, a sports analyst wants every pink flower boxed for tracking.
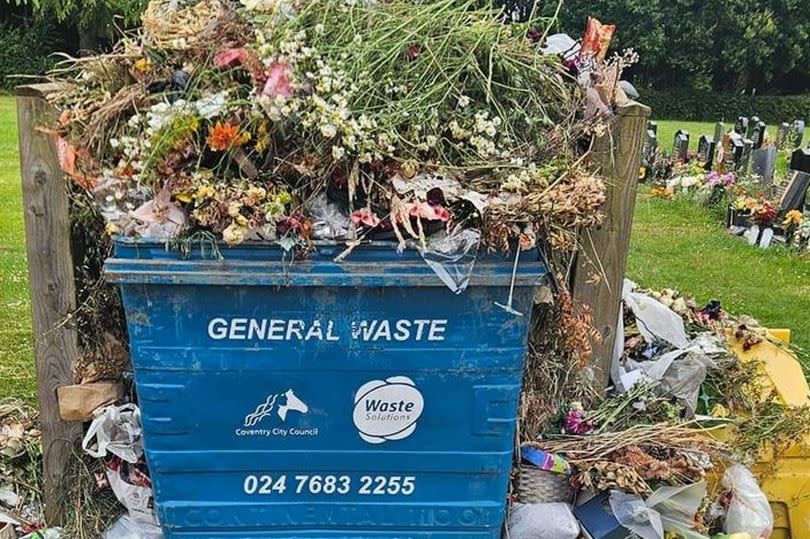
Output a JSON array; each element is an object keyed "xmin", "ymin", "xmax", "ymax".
[
  {"xmin": 214, "ymin": 48, "xmax": 249, "ymax": 69},
  {"xmin": 407, "ymin": 201, "xmax": 450, "ymax": 222},
  {"xmin": 262, "ymin": 62, "xmax": 294, "ymax": 98},
  {"xmin": 564, "ymin": 409, "xmax": 595, "ymax": 435},
  {"xmin": 351, "ymin": 208, "xmax": 381, "ymax": 228}
]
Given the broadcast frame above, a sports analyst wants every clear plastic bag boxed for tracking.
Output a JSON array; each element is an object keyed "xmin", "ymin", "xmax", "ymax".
[
  {"xmin": 420, "ymin": 229, "xmax": 480, "ymax": 294},
  {"xmin": 659, "ymin": 355, "xmax": 709, "ymax": 417},
  {"xmin": 103, "ymin": 515, "xmax": 164, "ymax": 539},
  {"xmin": 723, "ymin": 465, "xmax": 773, "ymax": 538},
  {"xmin": 307, "ymin": 193, "xmax": 353, "ymax": 240},
  {"xmin": 506, "ymin": 502, "xmax": 580, "ymax": 539},
  {"xmin": 82, "ymin": 404, "xmax": 144, "ymax": 464},
  {"xmin": 646, "ymin": 481, "xmax": 708, "ymax": 539},
  {"xmin": 609, "ymin": 490, "xmax": 664, "ymax": 539}
]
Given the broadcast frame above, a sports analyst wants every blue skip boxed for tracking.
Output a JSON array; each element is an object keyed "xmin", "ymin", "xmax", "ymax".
[{"xmin": 106, "ymin": 239, "xmax": 546, "ymax": 538}]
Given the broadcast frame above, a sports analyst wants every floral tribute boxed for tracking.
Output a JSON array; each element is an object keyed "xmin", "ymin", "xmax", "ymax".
[{"xmin": 48, "ymin": 0, "xmax": 628, "ymax": 257}]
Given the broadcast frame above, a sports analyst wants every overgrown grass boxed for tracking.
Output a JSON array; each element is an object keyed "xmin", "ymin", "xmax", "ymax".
[
  {"xmin": 0, "ymin": 95, "xmax": 36, "ymax": 403},
  {"xmin": 627, "ymin": 192, "xmax": 810, "ymax": 352}
]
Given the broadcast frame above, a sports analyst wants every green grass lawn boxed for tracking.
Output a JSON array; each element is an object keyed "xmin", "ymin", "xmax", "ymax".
[
  {"xmin": 628, "ymin": 194, "xmax": 810, "ymax": 352},
  {"xmin": 0, "ymin": 103, "xmax": 807, "ymax": 401},
  {"xmin": 0, "ymin": 95, "xmax": 36, "ymax": 403}
]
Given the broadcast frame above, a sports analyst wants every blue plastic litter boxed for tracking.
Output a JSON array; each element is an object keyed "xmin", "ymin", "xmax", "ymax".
[{"xmin": 106, "ymin": 239, "xmax": 546, "ymax": 538}]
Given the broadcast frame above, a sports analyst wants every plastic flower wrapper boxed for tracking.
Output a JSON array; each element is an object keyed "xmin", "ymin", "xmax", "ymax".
[{"xmin": 420, "ymin": 228, "xmax": 481, "ymax": 294}]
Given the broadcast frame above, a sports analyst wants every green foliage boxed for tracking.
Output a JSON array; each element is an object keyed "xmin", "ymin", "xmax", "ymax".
[
  {"xmin": 0, "ymin": 18, "xmax": 60, "ymax": 90},
  {"xmin": 555, "ymin": 0, "xmax": 810, "ymax": 94},
  {"xmin": 6, "ymin": 0, "xmax": 147, "ymax": 35},
  {"xmin": 642, "ymin": 88, "xmax": 810, "ymax": 123}
]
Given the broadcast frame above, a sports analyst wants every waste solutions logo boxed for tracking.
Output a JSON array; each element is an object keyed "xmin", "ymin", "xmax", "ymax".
[
  {"xmin": 236, "ymin": 389, "xmax": 318, "ymax": 438},
  {"xmin": 353, "ymin": 376, "xmax": 424, "ymax": 444}
]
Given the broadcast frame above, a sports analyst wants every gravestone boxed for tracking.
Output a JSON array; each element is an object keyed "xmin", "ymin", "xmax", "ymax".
[
  {"xmin": 751, "ymin": 146, "xmax": 777, "ymax": 183},
  {"xmin": 734, "ymin": 116, "xmax": 749, "ymax": 135},
  {"xmin": 673, "ymin": 129, "xmax": 690, "ymax": 161},
  {"xmin": 740, "ymin": 138, "xmax": 753, "ymax": 173},
  {"xmin": 641, "ymin": 121, "xmax": 658, "ymax": 177},
  {"xmin": 792, "ymin": 120, "xmax": 805, "ymax": 148},
  {"xmin": 714, "ymin": 122, "xmax": 726, "ymax": 145},
  {"xmin": 776, "ymin": 122, "xmax": 791, "ymax": 149},
  {"xmin": 727, "ymin": 133, "xmax": 744, "ymax": 171},
  {"xmin": 747, "ymin": 116, "xmax": 761, "ymax": 139},
  {"xmin": 751, "ymin": 120, "xmax": 766, "ymax": 149},
  {"xmin": 777, "ymin": 148, "xmax": 810, "ymax": 216},
  {"xmin": 697, "ymin": 134, "xmax": 716, "ymax": 170}
]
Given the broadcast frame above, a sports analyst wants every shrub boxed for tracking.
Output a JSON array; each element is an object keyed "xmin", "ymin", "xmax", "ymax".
[
  {"xmin": 0, "ymin": 18, "xmax": 61, "ymax": 91},
  {"xmin": 641, "ymin": 88, "xmax": 810, "ymax": 124}
]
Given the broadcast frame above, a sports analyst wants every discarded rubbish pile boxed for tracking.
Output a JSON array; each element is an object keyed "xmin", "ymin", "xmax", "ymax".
[{"xmin": 512, "ymin": 280, "xmax": 810, "ymax": 538}]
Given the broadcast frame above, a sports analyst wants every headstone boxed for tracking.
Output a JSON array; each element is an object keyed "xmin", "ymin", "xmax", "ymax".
[
  {"xmin": 725, "ymin": 132, "xmax": 745, "ymax": 172},
  {"xmin": 648, "ymin": 120, "xmax": 658, "ymax": 136},
  {"xmin": 673, "ymin": 129, "xmax": 690, "ymax": 161},
  {"xmin": 697, "ymin": 135, "xmax": 716, "ymax": 169},
  {"xmin": 641, "ymin": 121, "xmax": 658, "ymax": 177},
  {"xmin": 734, "ymin": 116, "xmax": 749, "ymax": 135},
  {"xmin": 714, "ymin": 122, "xmax": 726, "ymax": 145},
  {"xmin": 747, "ymin": 116, "xmax": 760, "ymax": 139},
  {"xmin": 751, "ymin": 146, "xmax": 777, "ymax": 183},
  {"xmin": 791, "ymin": 146, "xmax": 810, "ymax": 172},
  {"xmin": 739, "ymin": 138, "xmax": 753, "ymax": 173},
  {"xmin": 776, "ymin": 122, "xmax": 791, "ymax": 149},
  {"xmin": 792, "ymin": 120, "xmax": 805, "ymax": 148},
  {"xmin": 751, "ymin": 120, "xmax": 766, "ymax": 149},
  {"xmin": 759, "ymin": 228, "xmax": 774, "ymax": 249},
  {"xmin": 778, "ymin": 148, "xmax": 810, "ymax": 215}
]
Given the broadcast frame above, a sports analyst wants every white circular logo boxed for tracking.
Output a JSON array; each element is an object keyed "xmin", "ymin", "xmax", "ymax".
[{"xmin": 353, "ymin": 376, "xmax": 424, "ymax": 445}]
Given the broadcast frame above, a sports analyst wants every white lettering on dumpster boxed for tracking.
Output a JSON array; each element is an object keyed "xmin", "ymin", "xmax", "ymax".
[
  {"xmin": 208, "ymin": 317, "xmax": 447, "ymax": 342},
  {"xmin": 353, "ymin": 376, "xmax": 424, "ymax": 444}
]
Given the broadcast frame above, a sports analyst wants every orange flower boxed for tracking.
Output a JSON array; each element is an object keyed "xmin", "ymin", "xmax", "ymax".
[{"xmin": 207, "ymin": 122, "xmax": 245, "ymax": 151}]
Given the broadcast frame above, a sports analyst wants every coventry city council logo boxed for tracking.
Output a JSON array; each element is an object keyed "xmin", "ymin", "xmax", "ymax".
[{"xmin": 244, "ymin": 389, "xmax": 309, "ymax": 427}]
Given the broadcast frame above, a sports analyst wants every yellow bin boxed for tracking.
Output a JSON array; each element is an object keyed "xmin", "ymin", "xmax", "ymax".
[{"xmin": 730, "ymin": 329, "xmax": 810, "ymax": 538}]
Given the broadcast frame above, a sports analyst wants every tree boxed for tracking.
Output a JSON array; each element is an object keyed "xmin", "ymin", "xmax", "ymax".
[
  {"xmin": 555, "ymin": 0, "xmax": 810, "ymax": 94},
  {"xmin": 5, "ymin": 0, "xmax": 147, "ymax": 51}
]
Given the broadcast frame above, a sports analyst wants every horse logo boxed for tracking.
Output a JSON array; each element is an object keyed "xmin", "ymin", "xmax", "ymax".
[{"xmin": 244, "ymin": 389, "xmax": 309, "ymax": 427}]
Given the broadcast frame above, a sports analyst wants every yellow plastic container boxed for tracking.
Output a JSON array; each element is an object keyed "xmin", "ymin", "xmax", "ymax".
[{"xmin": 729, "ymin": 329, "xmax": 810, "ymax": 539}]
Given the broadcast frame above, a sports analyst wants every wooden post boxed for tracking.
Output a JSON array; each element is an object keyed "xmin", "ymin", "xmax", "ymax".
[
  {"xmin": 572, "ymin": 101, "xmax": 651, "ymax": 389},
  {"xmin": 16, "ymin": 84, "xmax": 81, "ymax": 526}
]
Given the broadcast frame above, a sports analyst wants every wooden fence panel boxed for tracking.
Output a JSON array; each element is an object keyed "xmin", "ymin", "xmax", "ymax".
[{"xmin": 16, "ymin": 83, "xmax": 81, "ymax": 526}]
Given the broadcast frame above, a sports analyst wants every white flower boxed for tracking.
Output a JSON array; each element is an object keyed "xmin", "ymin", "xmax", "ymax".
[
  {"xmin": 194, "ymin": 92, "xmax": 228, "ymax": 120},
  {"xmin": 320, "ymin": 124, "xmax": 337, "ymax": 138},
  {"xmin": 241, "ymin": 0, "xmax": 279, "ymax": 11},
  {"xmin": 457, "ymin": 95, "xmax": 471, "ymax": 108},
  {"xmin": 315, "ymin": 23, "xmax": 325, "ymax": 34},
  {"xmin": 331, "ymin": 145, "xmax": 346, "ymax": 160}
]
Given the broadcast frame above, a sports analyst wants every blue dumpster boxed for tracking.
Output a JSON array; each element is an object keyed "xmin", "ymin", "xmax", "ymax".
[{"xmin": 105, "ymin": 239, "xmax": 546, "ymax": 538}]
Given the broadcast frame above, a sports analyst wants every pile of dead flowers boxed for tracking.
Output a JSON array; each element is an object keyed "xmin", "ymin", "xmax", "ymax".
[
  {"xmin": 516, "ymin": 282, "xmax": 810, "ymax": 537},
  {"xmin": 48, "ymin": 0, "xmax": 631, "ymax": 262},
  {"xmin": 0, "ymin": 401, "xmax": 45, "ymax": 535}
]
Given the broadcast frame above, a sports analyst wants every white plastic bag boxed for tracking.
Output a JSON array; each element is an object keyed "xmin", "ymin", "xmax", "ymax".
[
  {"xmin": 723, "ymin": 465, "xmax": 773, "ymax": 538},
  {"xmin": 103, "ymin": 515, "xmax": 163, "ymax": 539},
  {"xmin": 609, "ymin": 490, "xmax": 664, "ymax": 539},
  {"xmin": 82, "ymin": 404, "xmax": 144, "ymax": 464},
  {"xmin": 506, "ymin": 502, "xmax": 580, "ymax": 539},
  {"xmin": 623, "ymin": 279, "xmax": 689, "ymax": 349}
]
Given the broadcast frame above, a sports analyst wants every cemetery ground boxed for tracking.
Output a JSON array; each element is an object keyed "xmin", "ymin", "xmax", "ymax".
[{"xmin": 0, "ymin": 99, "xmax": 807, "ymax": 403}]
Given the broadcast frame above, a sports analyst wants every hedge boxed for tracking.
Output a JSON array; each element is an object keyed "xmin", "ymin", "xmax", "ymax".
[
  {"xmin": 0, "ymin": 19, "xmax": 61, "ymax": 91},
  {"xmin": 641, "ymin": 88, "xmax": 810, "ymax": 124}
]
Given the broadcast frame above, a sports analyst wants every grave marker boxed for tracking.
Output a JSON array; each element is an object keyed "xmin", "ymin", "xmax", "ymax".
[
  {"xmin": 734, "ymin": 116, "xmax": 749, "ymax": 135},
  {"xmin": 747, "ymin": 116, "xmax": 761, "ymax": 139},
  {"xmin": 776, "ymin": 122, "xmax": 790, "ymax": 149},
  {"xmin": 673, "ymin": 129, "xmax": 689, "ymax": 161},
  {"xmin": 697, "ymin": 134, "xmax": 716, "ymax": 170},
  {"xmin": 740, "ymin": 138, "xmax": 753, "ymax": 173},
  {"xmin": 792, "ymin": 120, "xmax": 805, "ymax": 148},
  {"xmin": 751, "ymin": 120, "xmax": 766, "ymax": 149},
  {"xmin": 714, "ymin": 122, "xmax": 726, "ymax": 145},
  {"xmin": 751, "ymin": 146, "xmax": 776, "ymax": 184}
]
